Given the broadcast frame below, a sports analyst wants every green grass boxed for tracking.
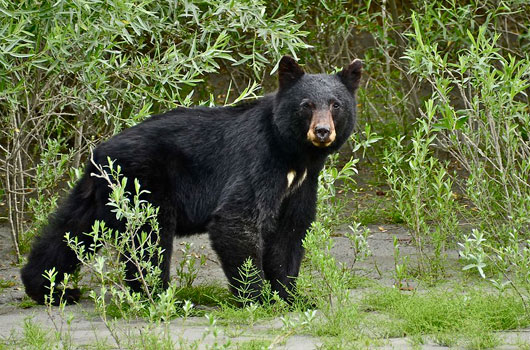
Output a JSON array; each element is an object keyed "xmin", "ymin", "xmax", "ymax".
[
  {"xmin": 17, "ymin": 296, "xmax": 37, "ymax": 309},
  {"xmin": 213, "ymin": 300, "xmax": 289, "ymax": 327},
  {"xmin": 361, "ymin": 285, "xmax": 530, "ymax": 345},
  {"xmin": 175, "ymin": 283, "xmax": 232, "ymax": 308},
  {"xmin": 7, "ymin": 319, "xmax": 54, "ymax": 350},
  {"xmin": 101, "ymin": 283, "xmax": 232, "ymax": 319},
  {"xmin": 0, "ymin": 279, "xmax": 15, "ymax": 289},
  {"xmin": 332, "ymin": 188, "xmax": 404, "ymax": 226},
  {"xmin": 308, "ymin": 302, "xmax": 365, "ymax": 350},
  {"xmin": 311, "ymin": 303, "xmax": 359, "ymax": 338},
  {"xmin": 4, "ymin": 280, "xmax": 530, "ymax": 349},
  {"xmin": 0, "ymin": 279, "xmax": 16, "ymax": 294},
  {"xmin": 351, "ymin": 197, "xmax": 404, "ymax": 225}
]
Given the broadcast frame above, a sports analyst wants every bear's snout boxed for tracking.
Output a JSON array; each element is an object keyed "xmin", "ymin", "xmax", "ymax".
[{"xmin": 307, "ymin": 109, "xmax": 336, "ymax": 147}]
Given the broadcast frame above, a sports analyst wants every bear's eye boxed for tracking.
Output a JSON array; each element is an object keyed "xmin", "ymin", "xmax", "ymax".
[
  {"xmin": 332, "ymin": 102, "xmax": 341, "ymax": 110},
  {"xmin": 300, "ymin": 101, "xmax": 312, "ymax": 110}
]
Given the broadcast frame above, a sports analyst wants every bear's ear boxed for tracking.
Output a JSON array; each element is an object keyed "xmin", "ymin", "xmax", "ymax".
[
  {"xmin": 278, "ymin": 56, "xmax": 304, "ymax": 91},
  {"xmin": 337, "ymin": 59, "xmax": 362, "ymax": 93}
]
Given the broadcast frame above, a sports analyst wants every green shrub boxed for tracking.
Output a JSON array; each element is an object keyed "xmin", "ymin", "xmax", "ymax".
[{"xmin": 0, "ymin": 0, "xmax": 310, "ymax": 259}]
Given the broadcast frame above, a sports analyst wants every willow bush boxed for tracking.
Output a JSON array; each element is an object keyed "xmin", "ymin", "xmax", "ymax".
[
  {"xmin": 1, "ymin": 0, "xmax": 530, "ymax": 283},
  {"xmin": 0, "ymin": 0, "xmax": 309, "ymax": 259}
]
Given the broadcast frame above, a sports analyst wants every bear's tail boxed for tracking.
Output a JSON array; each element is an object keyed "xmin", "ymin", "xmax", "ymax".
[{"xmin": 20, "ymin": 166, "xmax": 100, "ymax": 304}]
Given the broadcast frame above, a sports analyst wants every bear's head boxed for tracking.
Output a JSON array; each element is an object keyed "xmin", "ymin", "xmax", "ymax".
[{"xmin": 273, "ymin": 56, "xmax": 362, "ymax": 154}]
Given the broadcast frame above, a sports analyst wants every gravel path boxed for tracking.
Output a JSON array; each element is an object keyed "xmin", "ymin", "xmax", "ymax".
[{"xmin": 0, "ymin": 224, "xmax": 528, "ymax": 349}]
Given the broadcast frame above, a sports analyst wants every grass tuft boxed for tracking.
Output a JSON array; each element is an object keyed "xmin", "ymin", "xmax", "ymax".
[{"xmin": 362, "ymin": 286, "xmax": 530, "ymax": 344}]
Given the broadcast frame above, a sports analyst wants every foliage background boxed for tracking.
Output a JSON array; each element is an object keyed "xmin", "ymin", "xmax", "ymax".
[{"xmin": 1, "ymin": 0, "xmax": 529, "ymax": 286}]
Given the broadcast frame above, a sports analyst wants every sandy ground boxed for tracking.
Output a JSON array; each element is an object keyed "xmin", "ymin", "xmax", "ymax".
[{"xmin": 0, "ymin": 223, "xmax": 529, "ymax": 349}]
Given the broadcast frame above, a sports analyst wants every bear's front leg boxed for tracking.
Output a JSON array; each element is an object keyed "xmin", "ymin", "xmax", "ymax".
[
  {"xmin": 263, "ymin": 174, "xmax": 318, "ymax": 302},
  {"xmin": 208, "ymin": 198, "xmax": 265, "ymax": 304}
]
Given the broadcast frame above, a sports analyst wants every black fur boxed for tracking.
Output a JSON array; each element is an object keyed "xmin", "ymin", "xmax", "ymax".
[{"xmin": 21, "ymin": 56, "xmax": 362, "ymax": 305}]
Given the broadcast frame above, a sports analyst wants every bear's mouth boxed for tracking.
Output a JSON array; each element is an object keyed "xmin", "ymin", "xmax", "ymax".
[{"xmin": 310, "ymin": 139, "xmax": 334, "ymax": 148}]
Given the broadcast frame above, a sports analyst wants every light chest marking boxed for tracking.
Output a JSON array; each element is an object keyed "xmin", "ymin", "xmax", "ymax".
[
  {"xmin": 287, "ymin": 170, "xmax": 296, "ymax": 188},
  {"xmin": 286, "ymin": 169, "xmax": 308, "ymax": 190}
]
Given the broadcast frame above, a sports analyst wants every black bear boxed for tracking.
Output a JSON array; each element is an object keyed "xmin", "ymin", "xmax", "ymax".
[{"xmin": 21, "ymin": 56, "xmax": 362, "ymax": 305}]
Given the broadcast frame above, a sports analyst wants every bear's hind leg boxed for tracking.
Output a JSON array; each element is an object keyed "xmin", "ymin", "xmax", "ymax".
[
  {"xmin": 21, "ymin": 176, "xmax": 99, "ymax": 305},
  {"xmin": 21, "ymin": 228, "xmax": 83, "ymax": 305}
]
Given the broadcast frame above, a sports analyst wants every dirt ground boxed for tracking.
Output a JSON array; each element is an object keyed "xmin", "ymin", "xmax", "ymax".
[{"xmin": 0, "ymin": 223, "xmax": 529, "ymax": 349}]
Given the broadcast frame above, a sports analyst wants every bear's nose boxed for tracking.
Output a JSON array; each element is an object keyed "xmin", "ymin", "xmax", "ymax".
[{"xmin": 315, "ymin": 126, "xmax": 330, "ymax": 142}]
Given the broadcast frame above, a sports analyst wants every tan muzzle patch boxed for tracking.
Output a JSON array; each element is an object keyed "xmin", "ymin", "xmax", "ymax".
[{"xmin": 307, "ymin": 109, "xmax": 336, "ymax": 147}]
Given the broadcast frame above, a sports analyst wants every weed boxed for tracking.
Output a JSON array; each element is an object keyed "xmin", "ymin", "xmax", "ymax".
[
  {"xmin": 176, "ymin": 241, "xmax": 207, "ymax": 288},
  {"xmin": 404, "ymin": 8, "xmax": 530, "ymax": 304},
  {"xmin": 269, "ymin": 309, "xmax": 318, "ymax": 347},
  {"xmin": 17, "ymin": 297, "xmax": 37, "ymax": 309},
  {"xmin": 65, "ymin": 158, "xmax": 175, "ymax": 321},
  {"xmin": 129, "ymin": 327, "xmax": 175, "ymax": 350},
  {"xmin": 432, "ymin": 332, "xmax": 458, "ymax": 347},
  {"xmin": 392, "ymin": 235, "xmax": 410, "ymax": 289},
  {"xmin": 0, "ymin": 279, "xmax": 15, "ymax": 292},
  {"xmin": 22, "ymin": 139, "xmax": 74, "ymax": 254},
  {"xmin": 459, "ymin": 229, "xmax": 530, "ymax": 310},
  {"xmin": 21, "ymin": 319, "xmax": 51, "ymax": 350},
  {"xmin": 384, "ymin": 105, "xmax": 459, "ymax": 278},
  {"xmin": 230, "ymin": 258, "xmax": 266, "ymax": 307},
  {"xmin": 298, "ymin": 222, "xmax": 350, "ymax": 309},
  {"xmin": 345, "ymin": 223, "xmax": 372, "ymax": 271},
  {"xmin": 317, "ymin": 154, "xmax": 359, "ymax": 229}
]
